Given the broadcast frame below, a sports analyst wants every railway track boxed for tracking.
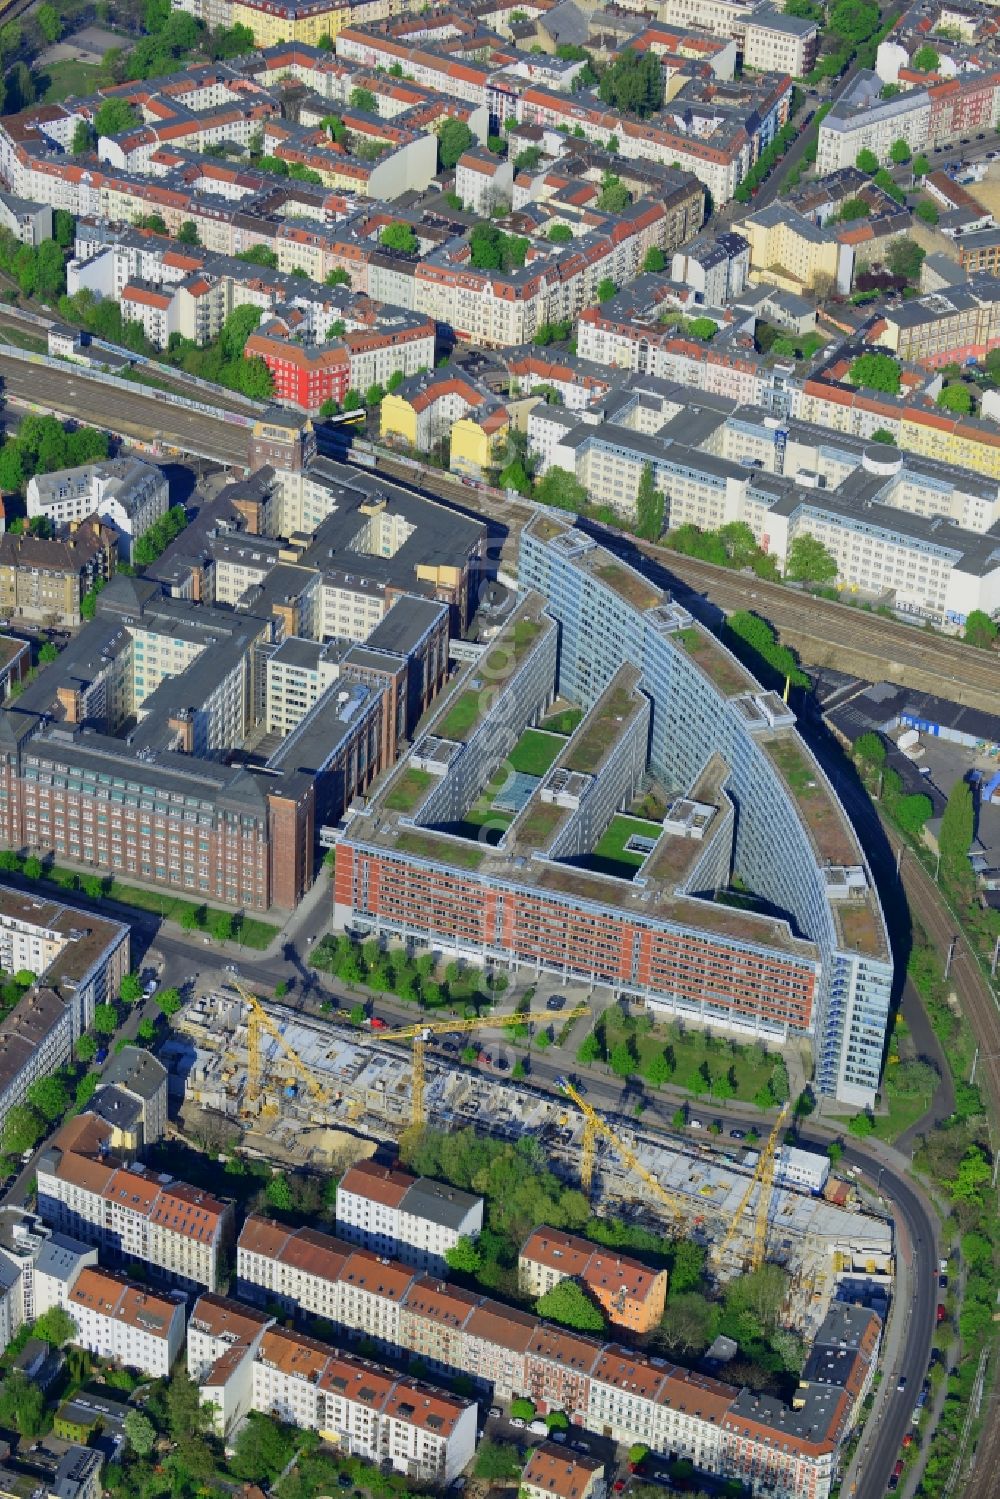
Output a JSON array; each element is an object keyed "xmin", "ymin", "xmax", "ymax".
[{"xmin": 371, "ymin": 454, "xmax": 1000, "ymax": 713}]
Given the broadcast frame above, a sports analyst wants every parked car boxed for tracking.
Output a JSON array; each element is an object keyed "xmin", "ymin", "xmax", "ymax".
[
  {"xmin": 888, "ymin": 1477, "xmax": 900, "ymax": 1492},
  {"xmin": 902, "ymin": 1433, "xmax": 913, "ymax": 1448},
  {"xmin": 897, "ymin": 1376, "xmax": 907, "ymax": 1392},
  {"xmin": 894, "ymin": 1461, "xmax": 905, "ymax": 1478},
  {"xmin": 489, "ymin": 1407, "xmax": 502, "ymax": 1419},
  {"xmin": 690, "ymin": 1118, "xmax": 703, "ymax": 1129},
  {"xmin": 528, "ymin": 1421, "xmax": 548, "ymax": 1436},
  {"xmin": 937, "ymin": 1304, "xmax": 947, "ymax": 1324},
  {"xmin": 510, "ymin": 1418, "xmax": 526, "ymax": 1430},
  {"xmin": 571, "ymin": 1443, "xmax": 589, "ymax": 1455},
  {"xmin": 730, "ymin": 1128, "xmax": 745, "ymax": 1140},
  {"xmin": 939, "ymin": 1274, "xmax": 948, "ymax": 1289},
  {"xmin": 546, "ymin": 996, "xmax": 566, "ymax": 1011}
]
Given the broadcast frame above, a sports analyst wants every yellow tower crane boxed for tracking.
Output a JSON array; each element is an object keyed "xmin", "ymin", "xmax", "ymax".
[
  {"xmin": 378, "ymin": 1007, "xmax": 590, "ymax": 1128},
  {"xmin": 556, "ymin": 1076, "xmax": 699, "ymax": 1227},
  {"xmin": 227, "ymin": 972, "xmax": 340, "ymax": 1117},
  {"xmin": 709, "ymin": 1103, "xmax": 790, "ymax": 1273}
]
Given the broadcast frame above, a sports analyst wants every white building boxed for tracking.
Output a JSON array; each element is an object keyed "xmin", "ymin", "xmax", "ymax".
[
  {"xmin": 27, "ymin": 459, "xmax": 168, "ymax": 562},
  {"xmin": 37, "ymin": 1113, "xmax": 231, "ymax": 1291},
  {"xmin": 775, "ymin": 1145, "xmax": 831, "ymax": 1195},
  {"xmin": 336, "ymin": 1160, "xmax": 484, "ymax": 1273},
  {"xmin": 67, "ymin": 1266, "xmax": 186, "ymax": 1377},
  {"xmin": 251, "ymin": 1327, "xmax": 477, "ymax": 1484},
  {"xmin": 187, "ymin": 1292, "xmax": 273, "ymax": 1436}
]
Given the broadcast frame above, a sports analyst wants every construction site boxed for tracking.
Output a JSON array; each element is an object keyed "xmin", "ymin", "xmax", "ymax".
[{"xmin": 165, "ymin": 982, "xmax": 894, "ymax": 1344}]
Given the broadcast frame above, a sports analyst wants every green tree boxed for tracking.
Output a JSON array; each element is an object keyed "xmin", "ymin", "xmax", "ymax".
[
  {"xmin": 635, "ymin": 462, "xmax": 664, "ymax": 541},
  {"xmin": 265, "ymin": 1174, "xmax": 294, "ymax": 1212},
  {"xmin": 889, "ymin": 138, "xmax": 911, "ymax": 164},
  {"xmin": 1, "ymin": 1104, "xmax": 43, "ymax": 1156},
  {"xmin": 445, "ymin": 1234, "xmax": 482, "ymax": 1273},
  {"xmin": 786, "ymin": 534, "xmax": 838, "ymax": 583},
  {"xmin": 76, "ymin": 1034, "xmax": 98, "ymax": 1062},
  {"xmin": 847, "ymin": 1110, "xmax": 874, "ymax": 1137},
  {"xmin": 659, "ymin": 1290, "xmax": 719, "ymax": 1354},
  {"xmin": 511, "ymin": 1397, "xmax": 536, "ymax": 1421},
  {"xmin": 92, "ymin": 1003, "xmax": 117, "ymax": 1035},
  {"xmin": 669, "ymin": 1238, "xmax": 706, "ymax": 1294},
  {"xmin": 912, "ymin": 153, "xmax": 930, "ymax": 176},
  {"xmin": 888, "ymin": 238, "xmax": 925, "ymax": 284},
  {"xmin": 21, "ymin": 856, "xmax": 42, "ymax": 881},
  {"xmin": 177, "ymin": 220, "xmax": 200, "ymax": 245},
  {"xmin": 609, "ymin": 1040, "xmax": 635, "ymax": 1078},
  {"xmin": 849, "ymin": 353, "xmax": 900, "ymax": 393},
  {"xmin": 380, "ymin": 222, "xmax": 418, "ymax": 253},
  {"xmin": 597, "ymin": 173, "xmax": 630, "ymax": 213},
  {"xmin": 855, "ymin": 148, "xmax": 879, "ymax": 174},
  {"xmin": 38, "ymin": 642, "xmax": 58, "ymax": 664},
  {"xmin": 474, "ymin": 1442, "xmax": 523, "ymax": 1481},
  {"xmin": 499, "ymin": 458, "xmax": 532, "ymax": 495},
  {"xmin": 829, "ymin": 0, "xmax": 879, "ymax": 44},
  {"xmin": 937, "ymin": 381, "xmax": 972, "ymax": 415},
  {"xmin": 0, "ymin": 1371, "xmax": 45, "ymax": 1437},
  {"xmin": 643, "ymin": 246, "xmax": 666, "ymax": 273},
  {"xmin": 578, "ymin": 1031, "xmax": 603, "ymax": 1064},
  {"xmin": 871, "ymin": 428, "xmax": 897, "ymax": 444},
  {"xmin": 156, "ymin": 983, "xmax": 183, "ymax": 1019},
  {"xmin": 438, "ymin": 117, "xmax": 474, "ymax": 170},
  {"xmin": 350, "ymin": 86, "xmax": 377, "ymax": 113},
  {"xmin": 939, "ymin": 779, "xmax": 974, "ymax": 883},
  {"xmin": 210, "ymin": 910, "xmax": 234, "ymax": 941},
  {"xmin": 854, "ymin": 731, "xmax": 887, "ymax": 770},
  {"xmin": 536, "ymin": 1278, "xmax": 606, "ymax": 1332},
  {"xmin": 231, "ymin": 1412, "xmax": 296, "ymax": 1484},
  {"xmin": 71, "ymin": 120, "xmax": 95, "ymax": 155},
  {"xmin": 598, "ymin": 48, "xmax": 664, "ymax": 118},
  {"xmin": 548, "ymin": 223, "xmax": 573, "ymax": 244},
  {"xmin": 596, "ymin": 276, "xmax": 617, "ymax": 302},
  {"xmin": 25, "ymin": 1073, "xmax": 69, "ymax": 1123},
  {"xmin": 950, "ymin": 1146, "xmax": 992, "ymax": 1204},
  {"xmin": 33, "ymin": 1305, "xmax": 76, "ymax": 1346},
  {"xmin": 912, "ymin": 44, "xmax": 940, "ymax": 71},
  {"xmin": 963, "ymin": 608, "xmax": 998, "ymax": 648},
  {"xmin": 119, "ymin": 973, "xmax": 144, "ymax": 1004},
  {"xmin": 535, "ymin": 466, "xmax": 587, "ymax": 511},
  {"xmin": 93, "ymin": 99, "xmax": 139, "ymax": 139},
  {"xmin": 36, "ymin": 3, "xmax": 61, "ymax": 42},
  {"xmin": 137, "ymin": 1017, "xmax": 156, "ymax": 1043},
  {"xmin": 123, "ymin": 1409, "xmax": 156, "ymax": 1455}
]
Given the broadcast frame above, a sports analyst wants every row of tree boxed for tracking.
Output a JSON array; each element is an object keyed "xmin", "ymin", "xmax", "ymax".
[{"xmin": 0, "ymin": 415, "xmax": 109, "ymax": 495}]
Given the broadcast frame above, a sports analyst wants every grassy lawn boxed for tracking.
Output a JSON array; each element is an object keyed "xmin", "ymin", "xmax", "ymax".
[
  {"xmin": 601, "ymin": 1006, "xmax": 780, "ymax": 1102},
  {"xmin": 384, "ymin": 767, "xmax": 433, "ymax": 813},
  {"xmin": 437, "ymin": 690, "xmax": 482, "ymax": 741},
  {"xmin": 105, "ymin": 879, "xmax": 278, "ymax": 949},
  {"xmin": 509, "ymin": 728, "xmax": 562, "ymax": 777},
  {"xmin": 34, "ymin": 59, "xmax": 105, "ymax": 103},
  {"xmin": 540, "ymin": 707, "xmax": 583, "ymax": 736},
  {"xmin": 586, "ymin": 814, "xmax": 661, "ymax": 878}
]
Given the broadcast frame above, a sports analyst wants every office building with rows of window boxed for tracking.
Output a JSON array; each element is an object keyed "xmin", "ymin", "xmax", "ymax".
[{"xmin": 334, "ymin": 515, "xmax": 893, "ymax": 1109}]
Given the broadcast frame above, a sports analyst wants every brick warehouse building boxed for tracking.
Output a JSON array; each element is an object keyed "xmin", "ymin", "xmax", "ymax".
[
  {"xmin": 0, "ymin": 454, "xmax": 482, "ymax": 912},
  {"xmin": 334, "ymin": 516, "xmax": 893, "ymax": 1109}
]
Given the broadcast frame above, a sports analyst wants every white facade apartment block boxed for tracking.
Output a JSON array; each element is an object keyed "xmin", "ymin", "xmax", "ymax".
[
  {"xmin": 336, "ymin": 1161, "xmax": 484, "ymax": 1273},
  {"xmin": 187, "ymin": 1293, "xmax": 273, "ymax": 1436},
  {"xmin": 68, "ymin": 1267, "xmax": 185, "ymax": 1378},
  {"xmin": 38, "ymin": 1143, "xmax": 229, "ymax": 1292},
  {"xmin": 251, "ymin": 1328, "xmax": 477, "ymax": 1484},
  {"xmin": 27, "ymin": 460, "xmax": 168, "ymax": 561}
]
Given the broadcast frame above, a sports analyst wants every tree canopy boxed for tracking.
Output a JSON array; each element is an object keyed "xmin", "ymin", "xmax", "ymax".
[
  {"xmin": 937, "ymin": 381, "xmax": 972, "ymax": 415},
  {"xmin": 849, "ymin": 353, "xmax": 901, "ymax": 393},
  {"xmin": 469, "ymin": 223, "xmax": 528, "ymax": 271},
  {"xmin": 438, "ymin": 117, "xmax": 474, "ymax": 170},
  {"xmin": 598, "ymin": 49, "xmax": 664, "ymax": 118},
  {"xmin": 786, "ymin": 534, "xmax": 838, "ymax": 583},
  {"xmin": 93, "ymin": 98, "xmax": 139, "ymax": 139},
  {"xmin": 380, "ymin": 222, "xmax": 418, "ymax": 254},
  {"xmin": 536, "ymin": 1278, "xmax": 607, "ymax": 1332},
  {"xmin": 963, "ymin": 609, "xmax": 998, "ymax": 649}
]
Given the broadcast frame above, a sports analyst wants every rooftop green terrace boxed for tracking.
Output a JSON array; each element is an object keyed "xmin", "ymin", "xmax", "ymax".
[
  {"xmin": 564, "ymin": 680, "xmax": 642, "ymax": 776},
  {"xmin": 383, "ymin": 766, "xmax": 434, "ymax": 814},
  {"xmin": 672, "ymin": 626, "xmax": 756, "ymax": 697}
]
